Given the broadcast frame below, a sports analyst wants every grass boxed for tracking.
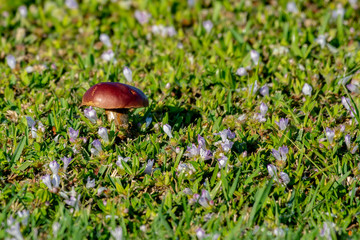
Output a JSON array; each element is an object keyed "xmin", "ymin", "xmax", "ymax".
[{"xmin": 1, "ymin": 0, "xmax": 360, "ymax": 239}]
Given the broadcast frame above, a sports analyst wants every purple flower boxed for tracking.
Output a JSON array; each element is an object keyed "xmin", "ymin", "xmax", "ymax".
[
  {"xmin": 86, "ymin": 177, "xmax": 95, "ymax": 189},
  {"xmin": 320, "ymin": 222, "xmax": 335, "ymax": 239},
  {"xmin": 41, "ymin": 174, "xmax": 60, "ymax": 192},
  {"xmin": 199, "ymin": 148, "xmax": 212, "ymax": 160},
  {"xmin": 134, "ymin": 10, "xmax": 151, "ymax": 25},
  {"xmin": 166, "ymin": 26, "xmax": 177, "ymax": 37},
  {"xmin": 17, "ymin": 210, "xmax": 29, "ymax": 226},
  {"xmin": 267, "ymin": 164, "xmax": 277, "ymax": 179},
  {"xmin": 260, "ymin": 102, "xmax": 268, "ymax": 116},
  {"xmin": 279, "ymin": 172, "xmax": 290, "ymax": 185},
  {"xmin": 217, "ymin": 153, "xmax": 228, "ymax": 168},
  {"xmin": 345, "ymin": 134, "xmax": 351, "ymax": 149},
  {"xmin": 275, "ymin": 118, "xmax": 289, "ymax": 131},
  {"xmin": 123, "ymin": 66, "xmax": 132, "ymax": 83},
  {"xmin": 52, "ymin": 174, "xmax": 60, "ymax": 189},
  {"xmin": 101, "ymin": 49, "xmax": 116, "ymax": 62},
  {"xmin": 236, "ymin": 67, "xmax": 247, "ymax": 76},
  {"xmin": 68, "ymin": 127, "xmax": 79, "ymax": 142},
  {"xmin": 177, "ymin": 162, "xmax": 195, "ymax": 175},
  {"xmin": 198, "ymin": 190, "xmax": 214, "ymax": 208},
  {"xmin": 99, "ymin": 33, "xmax": 112, "ymax": 48},
  {"xmin": 61, "ymin": 156, "xmax": 73, "ymax": 171},
  {"xmin": 255, "ymin": 113, "xmax": 266, "ymax": 123},
  {"xmin": 203, "ymin": 20, "xmax": 213, "ymax": 33},
  {"xmin": 331, "ymin": 4, "xmax": 345, "ymax": 20},
  {"xmin": 6, "ymin": 55, "xmax": 16, "ymax": 69},
  {"xmin": 325, "ymin": 128, "xmax": 335, "ymax": 144},
  {"xmin": 144, "ymin": 159, "xmax": 154, "ymax": 175},
  {"xmin": 26, "ymin": 116, "xmax": 36, "ymax": 128},
  {"xmin": 272, "ymin": 146, "xmax": 288, "ymax": 162},
  {"xmin": 351, "ymin": 145, "xmax": 358, "ymax": 154},
  {"xmin": 259, "ymin": 85, "xmax": 269, "ymax": 96},
  {"xmin": 65, "ymin": 0, "xmax": 78, "ymax": 9},
  {"xmin": 315, "ymin": 34, "xmax": 327, "ymax": 48},
  {"xmin": 184, "ymin": 144, "xmax": 200, "ymax": 158},
  {"xmin": 97, "ymin": 187, "xmax": 107, "ymax": 196},
  {"xmin": 41, "ymin": 174, "xmax": 53, "ymax": 190},
  {"xmin": 84, "ymin": 106, "xmax": 97, "ymax": 123},
  {"xmin": 6, "ymin": 222, "xmax": 23, "ymax": 240},
  {"xmin": 342, "ymin": 96, "xmax": 351, "ymax": 110},
  {"xmin": 220, "ymin": 139, "xmax": 234, "ymax": 152},
  {"xmin": 250, "ymin": 50, "xmax": 260, "ymax": 65},
  {"xmin": 98, "ymin": 127, "xmax": 109, "ymax": 143},
  {"xmin": 110, "ymin": 227, "xmax": 123, "ymax": 240},
  {"xmin": 91, "ymin": 139, "xmax": 102, "ymax": 156},
  {"xmin": 196, "ymin": 228, "xmax": 207, "ymax": 239},
  {"xmin": 214, "ymin": 129, "xmax": 236, "ymax": 142},
  {"xmin": 347, "ymin": 83, "xmax": 359, "ymax": 93},
  {"xmin": 18, "ymin": 5, "xmax": 27, "ymax": 18},
  {"xmin": 248, "ymin": 80, "xmax": 259, "ymax": 94},
  {"xmin": 116, "ymin": 156, "xmax": 131, "ymax": 169},
  {"xmin": 198, "ymin": 135, "xmax": 206, "ymax": 149},
  {"xmin": 286, "ymin": 2, "xmax": 298, "ymax": 13},
  {"xmin": 49, "ymin": 160, "xmax": 60, "ymax": 175}
]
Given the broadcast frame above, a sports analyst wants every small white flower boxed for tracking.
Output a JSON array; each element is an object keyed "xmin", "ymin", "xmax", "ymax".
[
  {"xmin": 286, "ymin": 2, "xmax": 298, "ymax": 13},
  {"xmin": 17, "ymin": 210, "xmax": 29, "ymax": 226},
  {"xmin": 250, "ymin": 50, "xmax": 260, "ymax": 65},
  {"xmin": 331, "ymin": 4, "xmax": 345, "ymax": 20},
  {"xmin": 97, "ymin": 187, "xmax": 107, "ymax": 196},
  {"xmin": 25, "ymin": 66, "xmax": 34, "ymax": 73},
  {"xmin": 236, "ymin": 67, "xmax": 247, "ymax": 76},
  {"xmin": 101, "ymin": 50, "xmax": 115, "ymax": 62},
  {"xmin": 302, "ymin": 83, "xmax": 313, "ymax": 96},
  {"xmin": 123, "ymin": 66, "xmax": 132, "ymax": 82},
  {"xmin": 163, "ymin": 124, "xmax": 173, "ymax": 138},
  {"xmin": 6, "ymin": 222, "xmax": 23, "ymax": 240},
  {"xmin": 52, "ymin": 222, "xmax": 61, "ymax": 237},
  {"xmin": 18, "ymin": 5, "xmax": 27, "ymax": 18},
  {"xmin": 315, "ymin": 35, "xmax": 327, "ymax": 48},
  {"xmin": 110, "ymin": 227, "xmax": 123, "ymax": 240},
  {"xmin": 100, "ymin": 33, "xmax": 112, "ymax": 47},
  {"xmin": 203, "ymin": 20, "xmax": 213, "ymax": 33}
]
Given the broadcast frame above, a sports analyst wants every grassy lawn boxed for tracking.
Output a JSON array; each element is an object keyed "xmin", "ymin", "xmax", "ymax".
[{"xmin": 1, "ymin": 0, "xmax": 360, "ymax": 239}]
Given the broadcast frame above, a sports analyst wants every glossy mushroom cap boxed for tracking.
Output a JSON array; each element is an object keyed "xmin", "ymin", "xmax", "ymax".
[{"xmin": 81, "ymin": 82, "xmax": 149, "ymax": 109}]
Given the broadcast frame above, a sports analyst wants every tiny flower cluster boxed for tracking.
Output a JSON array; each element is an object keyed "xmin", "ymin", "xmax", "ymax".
[{"xmin": 184, "ymin": 135, "xmax": 212, "ymax": 160}]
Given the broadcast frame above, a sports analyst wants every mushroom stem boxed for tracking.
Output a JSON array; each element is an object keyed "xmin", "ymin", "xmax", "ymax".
[{"xmin": 105, "ymin": 109, "xmax": 129, "ymax": 129}]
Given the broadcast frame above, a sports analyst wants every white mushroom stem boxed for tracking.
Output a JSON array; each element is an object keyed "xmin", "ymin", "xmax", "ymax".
[{"xmin": 105, "ymin": 109, "xmax": 129, "ymax": 129}]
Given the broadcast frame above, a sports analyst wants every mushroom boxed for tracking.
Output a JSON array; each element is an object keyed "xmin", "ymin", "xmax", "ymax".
[{"xmin": 81, "ymin": 82, "xmax": 148, "ymax": 128}]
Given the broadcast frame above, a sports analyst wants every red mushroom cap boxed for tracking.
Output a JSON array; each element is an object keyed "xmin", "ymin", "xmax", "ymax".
[{"xmin": 81, "ymin": 82, "xmax": 149, "ymax": 109}]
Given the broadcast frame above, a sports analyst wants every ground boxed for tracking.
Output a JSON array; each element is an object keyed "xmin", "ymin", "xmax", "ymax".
[{"xmin": 1, "ymin": 0, "xmax": 360, "ymax": 239}]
